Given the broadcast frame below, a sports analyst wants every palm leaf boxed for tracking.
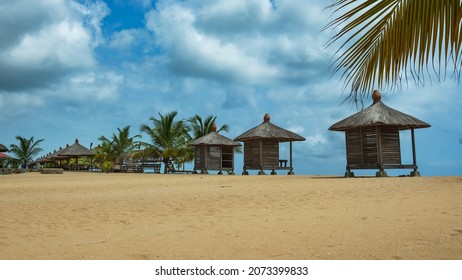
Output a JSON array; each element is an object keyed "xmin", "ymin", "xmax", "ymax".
[{"xmin": 325, "ymin": 0, "xmax": 462, "ymax": 101}]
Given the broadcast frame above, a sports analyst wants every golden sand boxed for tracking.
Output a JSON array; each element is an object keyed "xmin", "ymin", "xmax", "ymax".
[{"xmin": 0, "ymin": 172, "xmax": 461, "ymax": 260}]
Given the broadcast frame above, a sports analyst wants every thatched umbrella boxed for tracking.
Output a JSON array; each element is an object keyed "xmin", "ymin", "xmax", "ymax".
[
  {"xmin": 189, "ymin": 123, "xmax": 241, "ymax": 174},
  {"xmin": 0, "ymin": 143, "xmax": 8, "ymax": 152},
  {"xmin": 234, "ymin": 113, "xmax": 305, "ymax": 175},
  {"xmin": 329, "ymin": 90, "xmax": 430, "ymax": 177},
  {"xmin": 57, "ymin": 138, "xmax": 95, "ymax": 170}
]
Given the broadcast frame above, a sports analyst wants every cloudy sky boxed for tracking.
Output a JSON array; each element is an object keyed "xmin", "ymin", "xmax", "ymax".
[{"xmin": 1, "ymin": 0, "xmax": 461, "ymax": 176}]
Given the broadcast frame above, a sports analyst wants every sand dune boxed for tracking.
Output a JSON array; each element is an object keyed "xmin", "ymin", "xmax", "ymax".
[{"xmin": 1, "ymin": 172, "xmax": 461, "ymax": 260}]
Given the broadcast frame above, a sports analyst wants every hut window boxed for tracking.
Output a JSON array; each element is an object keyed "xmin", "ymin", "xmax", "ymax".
[{"xmin": 222, "ymin": 146, "xmax": 233, "ymax": 169}]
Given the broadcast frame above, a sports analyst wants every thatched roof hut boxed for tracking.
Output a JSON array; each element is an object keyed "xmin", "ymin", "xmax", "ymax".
[
  {"xmin": 189, "ymin": 123, "xmax": 241, "ymax": 174},
  {"xmin": 329, "ymin": 90, "xmax": 430, "ymax": 177},
  {"xmin": 57, "ymin": 139, "xmax": 95, "ymax": 168},
  {"xmin": 234, "ymin": 113, "xmax": 305, "ymax": 175},
  {"xmin": 0, "ymin": 143, "xmax": 8, "ymax": 152},
  {"xmin": 58, "ymin": 139, "xmax": 95, "ymax": 157}
]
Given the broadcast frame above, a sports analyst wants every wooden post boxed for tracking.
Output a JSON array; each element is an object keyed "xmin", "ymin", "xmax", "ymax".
[
  {"xmin": 288, "ymin": 141, "xmax": 295, "ymax": 175},
  {"xmin": 410, "ymin": 128, "xmax": 420, "ymax": 176},
  {"xmin": 375, "ymin": 126, "xmax": 387, "ymax": 177},
  {"xmin": 289, "ymin": 141, "xmax": 293, "ymax": 168},
  {"xmin": 259, "ymin": 140, "xmax": 263, "ymax": 169},
  {"xmin": 258, "ymin": 140, "xmax": 266, "ymax": 175}
]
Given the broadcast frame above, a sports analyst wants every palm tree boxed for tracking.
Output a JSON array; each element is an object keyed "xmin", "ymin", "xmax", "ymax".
[
  {"xmin": 139, "ymin": 111, "xmax": 190, "ymax": 173},
  {"xmin": 187, "ymin": 114, "xmax": 229, "ymax": 139},
  {"xmin": 9, "ymin": 136, "xmax": 44, "ymax": 168},
  {"xmin": 325, "ymin": 0, "xmax": 462, "ymax": 102},
  {"xmin": 98, "ymin": 125, "xmax": 141, "ymax": 169}
]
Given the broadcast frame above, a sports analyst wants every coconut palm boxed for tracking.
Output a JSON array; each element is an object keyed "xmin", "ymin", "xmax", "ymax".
[
  {"xmin": 98, "ymin": 125, "xmax": 141, "ymax": 169},
  {"xmin": 9, "ymin": 136, "xmax": 44, "ymax": 168},
  {"xmin": 325, "ymin": 0, "xmax": 462, "ymax": 102},
  {"xmin": 187, "ymin": 114, "xmax": 241, "ymax": 153},
  {"xmin": 139, "ymin": 111, "xmax": 190, "ymax": 173},
  {"xmin": 187, "ymin": 114, "xmax": 229, "ymax": 139}
]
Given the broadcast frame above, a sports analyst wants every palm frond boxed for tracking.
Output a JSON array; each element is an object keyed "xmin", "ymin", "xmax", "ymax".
[{"xmin": 326, "ymin": 0, "xmax": 462, "ymax": 101}]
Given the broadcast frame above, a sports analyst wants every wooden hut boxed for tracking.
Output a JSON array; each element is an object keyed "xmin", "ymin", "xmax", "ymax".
[
  {"xmin": 189, "ymin": 123, "xmax": 241, "ymax": 174},
  {"xmin": 234, "ymin": 113, "xmax": 305, "ymax": 175},
  {"xmin": 329, "ymin": 90, "xmax": 430, "ymax": 177}
]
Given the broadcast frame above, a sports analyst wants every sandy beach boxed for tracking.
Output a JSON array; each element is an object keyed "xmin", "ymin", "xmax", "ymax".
[{"xmin": 0, "ymin": 172, "xmax": 461, "ymax": 260}]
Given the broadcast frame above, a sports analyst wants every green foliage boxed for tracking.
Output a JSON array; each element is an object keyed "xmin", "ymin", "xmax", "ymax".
[
  {"xmin": 187, "ymin": 114, "xmax": 229, "ymax": 139},
  {"xmin": 9, "ymin": 136, "xmax": 44, "ymax": 168},
  {"xmin": 97, "ymin": 125, "xmax": 141, "ymax": 169},
  {"xmin": 325, "ymin": 0, "xmax": 462, "ymax": 101},
  {"xmin": 101, "ymin": 161, "xmax": 114, "ymax": 173},
  {"xmin": 139, "ymin": 111, "xmax": 191, "ymax": 173}
]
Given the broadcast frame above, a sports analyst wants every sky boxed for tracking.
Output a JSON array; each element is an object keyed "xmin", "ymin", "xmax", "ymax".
[{"xmin": 1, "ymin": 0, "xmax": 461, "ymax": 176}]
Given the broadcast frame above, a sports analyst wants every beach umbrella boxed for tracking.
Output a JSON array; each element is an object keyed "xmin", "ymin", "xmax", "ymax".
[
  {"xmin": 0, "ymin": 143, "xmax": 8, "ymax": 152},
  {"xmin": 0, "ymin": 152, "xmax": 9, "ymax": 159}
]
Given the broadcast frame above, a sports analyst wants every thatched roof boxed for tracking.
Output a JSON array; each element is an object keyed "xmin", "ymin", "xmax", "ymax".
[
  {"xmin": 190, "ymin": 123, "xmax": 241, "ymax": 146},
  {"xmin": 329, "ymin": 91, "xmax": 431, "ymax": 131},
  {"xmin": 234, "ymin": 114, "xmax": 306, "ymax": 142},
  {"xmin": 190, "ymin": 132, "xmax": 241, "ymax": 146},
  {"xmin": 50, "ymin": 147, "xmax": 68, "ymax": 160},
  {"xmin": 57, "ymin": 139, "xmax": 95, "ymax": 157},
  {"xmin": 0, "ymin": 143, "xmax": 8, "ymax": 152}
]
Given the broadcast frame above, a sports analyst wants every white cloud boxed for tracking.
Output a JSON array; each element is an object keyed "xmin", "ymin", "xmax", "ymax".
[
  {"xmin": 0, "ymin": 92, "xmax": 44, "ymax": 121},
  {"xmin": 63, "ymin": 71, "xmax": 124, "ymax": 101},
  {"xmin": 0, "ymin": 0, "xmax": 109, "ymax": 92},
  {"xmin": 145, "ymin": 0, "xmax": 332, "ymax": 86}
]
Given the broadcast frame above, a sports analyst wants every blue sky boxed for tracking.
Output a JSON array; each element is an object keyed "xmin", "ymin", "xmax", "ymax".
[{"xmin": 1, "ymin": 0, "xmax": 461, "ymax": 176}]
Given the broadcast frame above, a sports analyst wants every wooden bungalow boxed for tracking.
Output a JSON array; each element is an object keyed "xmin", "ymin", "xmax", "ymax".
[
  {"xmin": 189, "ymin": 123, "xmax": 241, "ymax": 174},
  {"xmin": 329, "ymin": 90, "xmax": 430, "ymax": 177},
  {"xmin": 234, "ymin": 114, "xmax": 305, "ymax": 175}
]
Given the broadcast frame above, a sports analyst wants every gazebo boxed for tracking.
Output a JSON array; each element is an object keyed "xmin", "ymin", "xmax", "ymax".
[
  {"xmin": 189, "ymin": 123, "xmax": 241, "ymax": 175},
  {"xmin": 329, "ymin": 90, "xmax": 430, "ymax": 177},
  {"xmin": 57, "ymin": 138, "xmax": 95, "ymax": 170},
  {"xmin": 234, "ymin": 113, "xmax": 305, "ymax": 175}
]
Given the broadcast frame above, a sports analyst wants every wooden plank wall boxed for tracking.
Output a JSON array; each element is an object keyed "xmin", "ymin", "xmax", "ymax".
[
  {"xmin": 262, "ymin": 140, "xmax": 279, "ymax": 167},
  {"xmin": 346, "ymin": 128, "xmax": 363, "ymax": 165},
  {"xmin": 362, "ymin": 127, "xmax": 378, "ymax": 164},
  {"xmin": 346, "ymin": 126, "xmax": 401, "ymax": 166},
  {"xmin": 380, "ymin": 126, "xmax": 401, "ymax": 164},
  {"xmin": 194, "ymin": 146, "xmax": 205, "ymax": 170},
  {"xmin": 244, "ymin": 140, "xmax": 279, "ymax": 168}
]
